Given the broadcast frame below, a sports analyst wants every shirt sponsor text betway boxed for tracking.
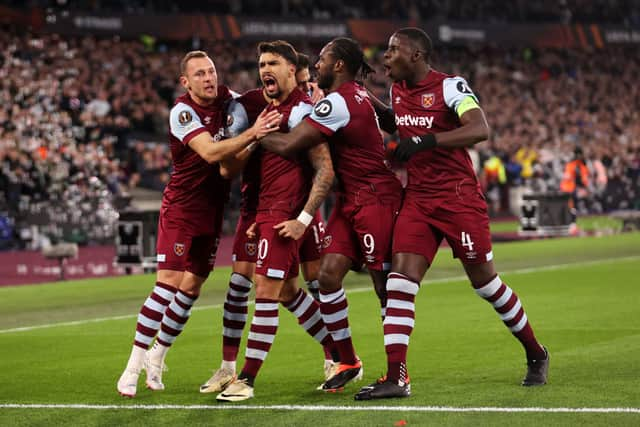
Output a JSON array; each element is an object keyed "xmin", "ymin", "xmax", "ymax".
[{"xmin": 395, "ymin": 114, "xmax": 434, "ymax": 128}]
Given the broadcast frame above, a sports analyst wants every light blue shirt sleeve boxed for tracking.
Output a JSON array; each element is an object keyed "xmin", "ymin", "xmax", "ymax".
[
  {"xmin": 169, "ymin": 102, "xmax": 204, "ymax": 143},
  {"xmin": 225, "ymin": 99, "xmax": 250, "ymax": 137},
  {"xmin": 288, "ymin": 101, "xmax": 313, "ymax": 129},
  {"xmin": 307, "ymin": 92, "xmax": 350, "ymax": 134},
  {"xmin": 442, "ymin": 76, "xmax": 479, "ymax": 111}
]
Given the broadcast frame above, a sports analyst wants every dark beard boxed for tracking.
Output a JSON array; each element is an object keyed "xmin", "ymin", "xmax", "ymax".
[
  {"xmin": 317, "ymin": 73, "xmax": 334, "ymax": 91},
  {"xmin": 265, "ymin": 89, "xmax": 281, "ymax": 99}
]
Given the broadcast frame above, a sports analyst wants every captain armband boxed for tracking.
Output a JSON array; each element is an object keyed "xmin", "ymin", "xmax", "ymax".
[{"xmin": 456, "ymin": 96, "xmax": 480, "ymax": 117}]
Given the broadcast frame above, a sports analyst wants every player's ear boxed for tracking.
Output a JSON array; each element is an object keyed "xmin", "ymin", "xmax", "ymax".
[
  {"xmin": 334, "ymin": 59, "xmax": 344, "ymax": 72},
  {"xmin": 411, "ymin": 49, "xmax": 421, "ymax": 63},
  {"xmin": 179, "ymin": 75, "xmax": 189, "ymax": 90}
]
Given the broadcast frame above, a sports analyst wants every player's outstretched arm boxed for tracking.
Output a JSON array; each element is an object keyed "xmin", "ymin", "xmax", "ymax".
[
  {"xmin": 391, "ymin": 107, "xmax": 490, "ymax": 162},
  {"xmin": 274, "ymin": 142, "xmax": 334, "ymax": 240},
  {"xmin": 367, "ymin": 89, "xmax": 396, "ymax": 134},
  {"xmin": 219, "ymin": 140, "xmax": 259, "ymax": 178},
  {"xmin": 259, "ymin": 120, "xmax": 325, "ymax": 158},
  {"xmin": 189, "ymin": 109, "xmax": 282, "ymax": 164}
]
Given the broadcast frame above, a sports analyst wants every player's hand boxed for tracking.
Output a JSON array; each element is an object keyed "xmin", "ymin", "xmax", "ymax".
[
  {"xmin": 393, "ymin": 134, "xmax": 437, "ymax": 162},
  {"xmin": 309, "ymin": 82, "xmax": 325, "ymax": 104},
  {"xmin": 273, "ymin": 219, "xmax": 306, "ymax": 240},
  {"xmin": 253, "ymin": 109, "xmax": 282, "ymax": 140},
  {"xmin": 246, "ymin": 222, "xmax": 257, "ymax": 239}
]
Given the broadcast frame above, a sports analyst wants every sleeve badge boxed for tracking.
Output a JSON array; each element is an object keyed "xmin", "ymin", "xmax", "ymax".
[{"xmin": 178, "ymin": 110, "xmax": 193, "ymax": 125}]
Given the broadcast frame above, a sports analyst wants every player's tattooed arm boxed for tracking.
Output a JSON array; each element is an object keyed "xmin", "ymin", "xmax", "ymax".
[
  {"xmin": 304, "ymin": 142, "xmax": 334, "ymax": 217},
  {"xmin": 367, "ymin": 89, "xmax": 396, "ymax": 134},
  {"xmin": 259, "ymin": 120, "xmax": 325, "ymax": 159},
  {"xmin": 274, "ymin": 143, "xmax": 334, "ymax": 240}
]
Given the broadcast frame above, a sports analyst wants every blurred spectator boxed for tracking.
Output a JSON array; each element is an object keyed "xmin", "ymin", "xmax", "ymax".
[{"xmin": 560, "ymin": 147, "xmax": 590, "ymax": 213}]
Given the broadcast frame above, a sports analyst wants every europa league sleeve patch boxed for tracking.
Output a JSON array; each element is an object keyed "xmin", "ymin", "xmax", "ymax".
[{"xmin": 178, "ymin": 110, "xmax": 193, "ymax": 125}]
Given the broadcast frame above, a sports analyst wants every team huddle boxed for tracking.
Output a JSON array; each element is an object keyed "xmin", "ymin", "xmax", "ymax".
[{"xmin": 116, "ymin": 27, "xmax": 549, "ymax": 402}]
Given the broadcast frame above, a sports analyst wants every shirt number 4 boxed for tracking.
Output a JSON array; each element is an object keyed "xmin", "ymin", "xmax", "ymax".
[{"xmin": 461, "ymin": 232, "xmax": 474, "ymax": 251}]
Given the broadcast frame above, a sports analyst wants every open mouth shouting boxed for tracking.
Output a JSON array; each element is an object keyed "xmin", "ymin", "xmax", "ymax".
[
  {"xmin": 262, "ymin": 74, "xmax": 279, "ymax": 97},
  {"xmin": 383, "ymin": 63, "xmax": 392, "ymax": 77}
]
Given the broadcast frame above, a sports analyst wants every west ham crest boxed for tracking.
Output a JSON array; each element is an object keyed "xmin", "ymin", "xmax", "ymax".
[
  {"xmin": 174, "ymin": 242, "xmax": 185, "ymax": 256},
  {"xmin": 245, "ymin": 242, "xmax": 257, "ymax": 256},
  {"xmin": 421, "ymin": 93, "xmax": 435, "ymax": 109}
]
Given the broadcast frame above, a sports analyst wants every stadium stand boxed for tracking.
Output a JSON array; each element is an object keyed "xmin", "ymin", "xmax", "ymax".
[
  {"xmin": 17, "ymin": 0, "xmax": 640, "ymax": 24},
  {"xmin": 1, "ymin": 2, "xmax": 639, "ymax": 250}
]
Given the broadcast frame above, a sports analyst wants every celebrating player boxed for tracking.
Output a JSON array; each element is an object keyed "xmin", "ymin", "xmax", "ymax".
[
  {"xmin": 214, "ymin": 40, "xmax": 336, "ymax": 402},
  {"xmin": 354, "ymin": 28, "xmax": 549, "ymax": 400},
  {"xmin": 200, "ymin": 49, "xmax": 339, "ymax": 397},
  {"xmin": 295, "ymin": 52, "xmax": 324, "ymax": 104},
  {"xmin": 259, "ymin": 37, "xmax": 403, "ymax": 393},
  {"xmin": 116, "ymin": 51, "xmax": 281, "ymax": 398}
]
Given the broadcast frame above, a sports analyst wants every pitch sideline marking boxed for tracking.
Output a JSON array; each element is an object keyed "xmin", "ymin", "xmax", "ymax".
[
  {"xmin": 1, "ymin": 255, "xmax": 638, "ymax": 335},
  {"xmin": 0, "ymin": 403, "xmax": 639, "ymax": 413}
]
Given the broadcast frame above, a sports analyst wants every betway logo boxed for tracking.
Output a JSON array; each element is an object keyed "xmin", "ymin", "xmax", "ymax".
[{"xmin": 395, "ymin": 114, "xmax": 434, "ymax": 128}]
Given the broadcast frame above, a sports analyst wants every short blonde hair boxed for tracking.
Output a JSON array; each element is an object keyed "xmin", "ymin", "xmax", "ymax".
[{"xmin": 180, "ymin": 50, "xmax": 209, "ymax": 75}]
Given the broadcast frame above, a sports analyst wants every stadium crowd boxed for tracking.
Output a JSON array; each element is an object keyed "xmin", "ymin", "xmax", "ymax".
[
  {"xmin": 1, "ymin": 27, "xmax": 639, "ymax": 249},
  {"xmin": 11, "ymin": 0, "xmax": 640, "ymax": 24}
]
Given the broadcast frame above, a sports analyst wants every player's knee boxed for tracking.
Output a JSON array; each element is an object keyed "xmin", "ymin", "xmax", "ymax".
[
  {"xmin": 278, "ymin": 281, "xmax": 299, "ymax": 303},
  {"xmin": 317, "ymin": 268, "xmax": 341, "ymax": 292}
]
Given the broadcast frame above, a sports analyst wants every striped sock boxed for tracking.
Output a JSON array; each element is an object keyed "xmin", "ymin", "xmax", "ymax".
[
  {"xmin": 133, "ymin": 282, "xmax": 176, "ymax": 350},
  {"xmin": 222, "ymin": 273, "xmax": 253, "ymax": 363},
  {"xmin": 156, "ymin": 290, "xmax": 198, "ymax": 348},
  {"xmin": 240, "ymin": 298, "xmax": 279, "ymax": 385},
  {"xmin": 383, "ymin": 272, "xmax": 419, "ymax": 383},
  {"xmin": 284, "ymin": 288, "xmax": 335, "ymax": 357},
  {"xmin": 474, "ymin": 275, "xmax": 545, "ymax": 360},
  {"xmin": 319, "ymin": 287, "xmax": 357, "ymax": 365},
  {"xmin": 306, "ymin": 279, "xmax": 320, "ymax": 301}
]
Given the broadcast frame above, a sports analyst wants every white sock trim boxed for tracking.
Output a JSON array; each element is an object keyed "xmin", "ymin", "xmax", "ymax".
[{"xmin": 475, "ymin": 275, "xmax": 502, "ymax": 298}]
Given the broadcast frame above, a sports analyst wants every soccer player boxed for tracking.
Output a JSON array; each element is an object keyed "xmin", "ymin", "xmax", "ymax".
[
  {"xmin": 116, "ymin": 50, "xmax": 282, "ymax": 398},
  {"xmin": 354, "ymin": 28, "xmax": 549, "ymax": 400},
  {"xmin": 215, "ymin": 40, "xmax": 335, "ymax": 402},
  {"xmin": 199, "ymin": 50, "xmax": 338, "ymax": 396},
  {"xmin": 296, "ymin": 52, "xmax": 324, "ymax": 104},
  {"xmin": 258, "ymin": 37, "xmax": 403, "ymax": 392}
]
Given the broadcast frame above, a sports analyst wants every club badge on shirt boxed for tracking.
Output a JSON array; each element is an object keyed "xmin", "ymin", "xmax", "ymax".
[
  {"xmin": 174, "ymin": 242, "xmax": 185, "ymax": 256},
  {"xmin": 245, "ymin": 242, "xmax": 257, "ymax": 257},
  {"xmin": 421, "ymin": 93, "xmax": 435, "ymax": 109}
]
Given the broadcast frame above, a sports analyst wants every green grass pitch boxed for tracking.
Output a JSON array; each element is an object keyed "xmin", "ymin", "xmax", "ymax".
[{"xmin": 1, "ymin": 233, "xmax": 639, "ymax": 426}]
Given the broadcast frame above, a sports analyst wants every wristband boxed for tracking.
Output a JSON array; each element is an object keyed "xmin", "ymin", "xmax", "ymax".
[
  {"xmin": 246, "ymin": 141, "xmax": 258, "ymax": 152},
  {"xmin": 296, "ymin": 211, "xmax": 313, "ymax": 226}
]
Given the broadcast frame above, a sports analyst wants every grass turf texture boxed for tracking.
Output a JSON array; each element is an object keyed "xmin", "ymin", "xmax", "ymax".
[
  {"xmin": 489, "ymin": 214, "xmax": 625, "ymax": 234},
  {"xmin": 0, "ymin": 233, "xmax": 639, "ymax": 426}
]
